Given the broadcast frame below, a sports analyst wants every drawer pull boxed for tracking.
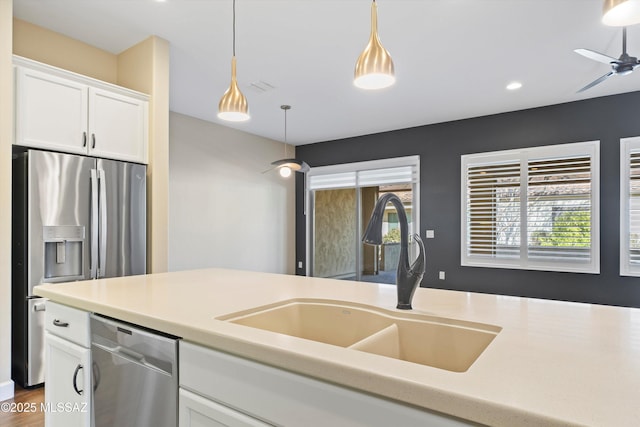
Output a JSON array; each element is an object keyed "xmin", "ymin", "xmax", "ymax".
[{"xmin": 53, "ymin": 319, "xmax": 69, "ymax": 327}]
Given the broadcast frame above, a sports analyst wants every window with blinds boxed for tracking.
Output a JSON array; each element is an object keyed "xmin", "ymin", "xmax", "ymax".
[
  {"xmin": 462, "ymin": 141, "xmax": 599, "ymax": 273},
  {"xmin": 308, "ymin": 161, "xmax": 418, "ymax": 191},
  {"xmin": 620, "ymin": 137, "xmax": 640, "ymax": 276}
]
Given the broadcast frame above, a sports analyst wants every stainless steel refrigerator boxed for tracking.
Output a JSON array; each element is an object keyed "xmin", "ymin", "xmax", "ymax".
[{"xmin": 12, "ymin": 148, "xmax": 146, "ymax": 387}]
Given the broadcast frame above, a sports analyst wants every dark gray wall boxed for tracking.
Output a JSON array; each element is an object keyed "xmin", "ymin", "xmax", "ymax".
[{"xmin": 296, "ymin": 92, "xmax": 640, "ymax": 308}]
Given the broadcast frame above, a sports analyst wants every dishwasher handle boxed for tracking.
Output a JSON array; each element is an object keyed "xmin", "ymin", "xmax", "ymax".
[
  {"xmin": 92, "ymin": 341, "xmax": 172, "ymax": 376},
  {"xmin": 92, "ymin": 361, "xmax": 100, "ymax": 393}
]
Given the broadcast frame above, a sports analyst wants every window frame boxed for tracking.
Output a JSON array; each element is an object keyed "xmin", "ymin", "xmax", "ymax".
[
  {"xmin": 305, "ymin": 156, "xmax": 420, "ymax": 279},
  {"xmin": 461, "ymin": 141, "xmax": 600, "ymax": 274}
]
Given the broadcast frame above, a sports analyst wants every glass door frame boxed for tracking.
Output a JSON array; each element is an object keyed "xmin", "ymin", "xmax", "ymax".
[{"xmin": 305, "ymin": 156, "xmax": 420, "ymax": 281}]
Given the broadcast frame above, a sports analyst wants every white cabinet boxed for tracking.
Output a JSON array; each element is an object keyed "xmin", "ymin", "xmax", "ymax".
[
  {"xmin": 14, "ymin": 56, "xmax": 148, "ymax": 164},
  {"xmin": 88, "ymin": 88, "xmax": 147, "ymax": 162},
  {"xmin": 179, "ymin": 341, "xmax": 476, "ymax": 427},
  {"xmin": 15, "ymin": 66, "xmax": 88, "ymax": 155},
  {"xmin": 44, "ymin": 333, "xmax": 92, "ymax": 427},
  {"xmin": 44, "ymin": 301, "xmax": 92, "ymax": 427}
]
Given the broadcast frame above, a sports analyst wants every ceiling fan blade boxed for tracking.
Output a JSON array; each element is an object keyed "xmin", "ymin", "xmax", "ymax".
[
  {"xmin": 574, "ymin": 48, "xmax": 618, "ymax": 65},
  {"xmin": 577, "ymin": 71, "xmax": 615, "ymax": 93}
]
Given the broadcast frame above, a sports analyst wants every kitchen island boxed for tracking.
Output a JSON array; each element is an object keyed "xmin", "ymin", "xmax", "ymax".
[{"xmin": 35, "ymin": 268, "xmax": 640, "ymax": 426}]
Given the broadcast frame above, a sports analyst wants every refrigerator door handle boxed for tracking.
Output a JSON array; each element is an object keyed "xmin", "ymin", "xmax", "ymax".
[
  {"xmin": 98, "ymin": 169, "xmax": 107, "ymax": 278},
  {"xmin": 90, "ymin": 169, "xmax": 99, "ymax": 279}
]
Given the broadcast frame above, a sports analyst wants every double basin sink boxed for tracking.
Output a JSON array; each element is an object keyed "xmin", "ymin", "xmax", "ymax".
[{"xmin": 218, "ymin": 299, "xmax": 501, "ymax": 372}]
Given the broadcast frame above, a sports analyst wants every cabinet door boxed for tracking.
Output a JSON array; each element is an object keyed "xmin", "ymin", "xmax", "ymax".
[
  {"xmin": 179, "ymin": 388, "xmax": 270, "ymax": 427},
  {"xmin": 88, "ymin": 87, "xmax": 148, "ymax": 164},
  {"xmin": 181, "ymin": 342, "xmax": 477, "ymax": 427},
  {"xmin": 15, "ymin": 67, "xmax": 89, "ymax": 154},
  {"xmin": 44, "ymin": 332, "xmax": 91, "ymax": 427}
]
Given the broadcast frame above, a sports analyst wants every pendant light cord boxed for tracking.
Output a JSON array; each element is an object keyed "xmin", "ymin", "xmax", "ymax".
[
  {"xmin": 281, "ymin": 105, "xmax": 291, "ymax": 157},
  {"xmin": 232, "ymin": 0, "xmax": 236, "ymax": 56}
]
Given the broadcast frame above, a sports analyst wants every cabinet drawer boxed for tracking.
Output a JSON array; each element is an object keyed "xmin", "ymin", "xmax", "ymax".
[
  {"xmin": 179, "ymin": 388, "xmax": 269, "ymax": 427},
  {"xmin": 45, "ymin": 301, "xmax": 90, "ymax": 347}
]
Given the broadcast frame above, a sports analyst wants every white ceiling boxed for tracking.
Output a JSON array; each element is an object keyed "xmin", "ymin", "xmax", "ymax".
[{"xmin": 12, "ymin": 0, "xmax": 640, "ymax": 145}]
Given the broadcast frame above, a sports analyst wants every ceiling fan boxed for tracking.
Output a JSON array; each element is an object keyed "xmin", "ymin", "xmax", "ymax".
[{"xmin": 574, "ymin": 27, "xmax": 640, "ymax": 92}]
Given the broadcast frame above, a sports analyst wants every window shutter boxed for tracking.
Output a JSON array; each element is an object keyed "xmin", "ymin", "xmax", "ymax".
[
  {"xmin": 527, "ymin": 156, "xmax": 592, "ymax": 263},
  {"xmin": 621, "ymin": 138, "xmax": 640, "ymax": 276},
  {"xmin": 628, "ymin": 152, "xmax": 640, "ymax": 268},
  {"xmin": 465, "ymin": 161, "xmax": 521, "ymax": 259}
]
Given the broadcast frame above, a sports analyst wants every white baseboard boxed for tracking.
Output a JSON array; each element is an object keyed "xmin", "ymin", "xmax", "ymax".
[{"xmin": 0, "ymin": 379, "xmax": 15, "ymax": 402}]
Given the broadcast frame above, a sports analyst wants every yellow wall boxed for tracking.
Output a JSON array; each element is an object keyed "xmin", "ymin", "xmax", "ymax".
[
  {"xmin": 118, "ymin": 37, "xmax": 170, "ymax": 273},
  {"xmin": 0, "ymin": 0, "xmax": 13, "ymax": 401},
  {"xmin": 12, "ymin": 18, "xmax": 118, "ymax": 84}
]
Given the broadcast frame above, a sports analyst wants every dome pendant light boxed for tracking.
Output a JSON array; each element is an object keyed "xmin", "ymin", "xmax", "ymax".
[
  {"xmin": 603, "ymin": 0, "xmax": 640, "ymax": 26},
  {"xmin": 270, "ymin": 105, "xmax": 309, "ymax": 178},
  {"xmin": 354, "ymin": 0, "xmax": 395, "ymax": 90},
  {"xmin": 218, "ymin": 0, "xmax": 250, "ymax": 122}
]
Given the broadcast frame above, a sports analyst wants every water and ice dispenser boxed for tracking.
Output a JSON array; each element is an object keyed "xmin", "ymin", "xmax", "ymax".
[{"xmin": 43, "ymin": 225, "xmax": 84, "ymax": 282}]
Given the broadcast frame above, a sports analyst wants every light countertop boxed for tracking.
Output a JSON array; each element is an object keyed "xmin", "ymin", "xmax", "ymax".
[{"xmin": 35, "ymin": 268, "xmax": 640, "ymax": 426}]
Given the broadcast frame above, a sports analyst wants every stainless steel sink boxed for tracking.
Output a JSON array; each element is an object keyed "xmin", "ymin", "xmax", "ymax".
[{"xmin": 217, "ymin": 299, "xmax": 501, "ymax": 372}]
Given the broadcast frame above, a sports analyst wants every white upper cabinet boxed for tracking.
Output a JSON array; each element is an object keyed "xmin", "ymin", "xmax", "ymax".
[
  {"xmin": 15, "ymin": 66, "xmax": 89, "ymax": 155},
  {"xmin": 88, "ymin": 87, "xmax": 147, "ymax": 163},
  {"xmin": 14, "ymin": 56, "xmax": 149, "ymax": 164}
]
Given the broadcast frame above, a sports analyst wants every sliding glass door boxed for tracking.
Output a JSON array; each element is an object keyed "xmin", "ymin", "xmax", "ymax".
[{"xmin": 307, "ymin": 157, "xmax": 419, "ymax": 284}]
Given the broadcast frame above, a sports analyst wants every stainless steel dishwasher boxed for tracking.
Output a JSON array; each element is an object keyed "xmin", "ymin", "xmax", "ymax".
[{"xmin": 90, "ymin": 314, "xmax": 178, "ymax": 427}]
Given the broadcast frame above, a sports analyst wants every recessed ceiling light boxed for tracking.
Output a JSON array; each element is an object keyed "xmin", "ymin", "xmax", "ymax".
[{"xmin": 506, "ymin": 81, "xmax": 523, "ymax": 91}]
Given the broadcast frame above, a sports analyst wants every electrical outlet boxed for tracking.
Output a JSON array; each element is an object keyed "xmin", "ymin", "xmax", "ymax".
[
  {"xmin": 426, "ymin": 230, "xmax": 435, "ymax": 238},
  {"xmin": 439, "ymin": 271, "xmax": 445, "ymax": 280},
  {"xmin": 298, "ymin": 261, "xmax": 303, "ymax": 269}
]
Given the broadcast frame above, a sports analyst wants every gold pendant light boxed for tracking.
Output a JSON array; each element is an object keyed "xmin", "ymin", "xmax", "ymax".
[
  {"xmin": 218, "ymin": 0, "xmax": 250, "ymax": 122},
  {"xmin": 603, "ymin": 0, "xmax": 640, "ymax": 26},
  {"xmin": 354, "ymin": 0, "xmax": 395, "ymax": 90}
]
